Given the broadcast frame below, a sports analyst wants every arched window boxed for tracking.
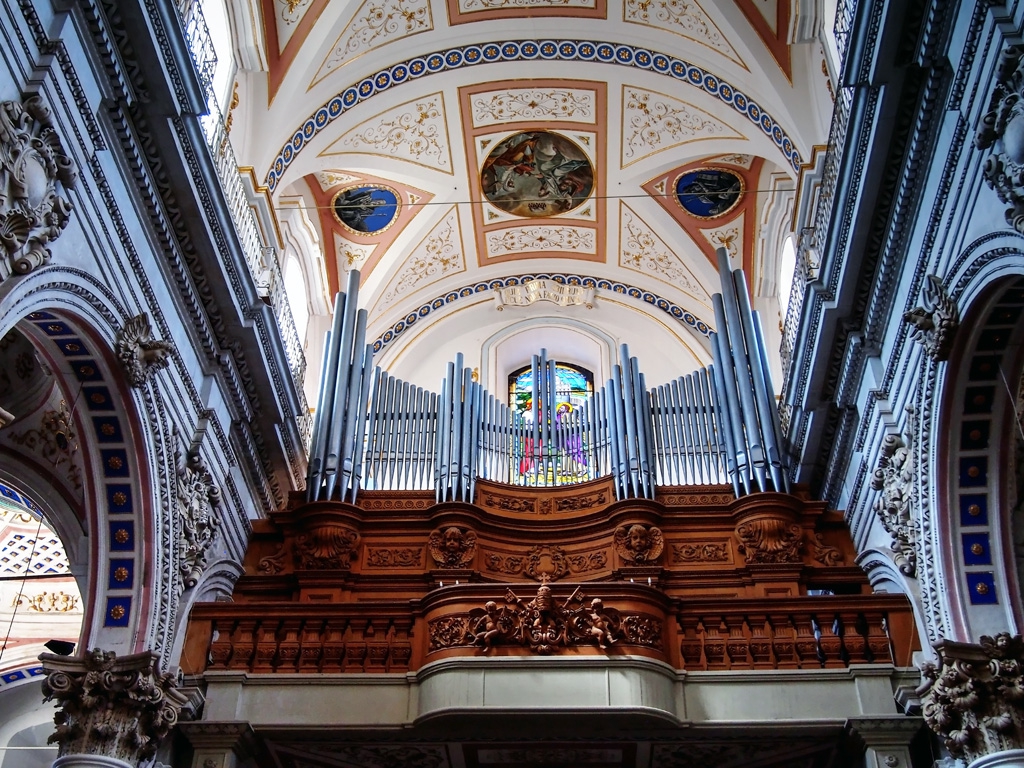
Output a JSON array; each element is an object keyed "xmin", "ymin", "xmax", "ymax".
[
  {"xmin": 0, "ymin": 482, "xmax": 81, "ymax": 676},
  {"xmin": 507, "ymin": 361, "xmax": 594, "ymax": 485},
  {"xmin": 508, "ymin": 362, "xmax": 594, "ymax": 418}
]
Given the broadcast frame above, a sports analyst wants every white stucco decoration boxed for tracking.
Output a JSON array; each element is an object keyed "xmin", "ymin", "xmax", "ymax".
[{"xmin": 493, "ymin": 279, "xmax": 595, "ymax": 310}]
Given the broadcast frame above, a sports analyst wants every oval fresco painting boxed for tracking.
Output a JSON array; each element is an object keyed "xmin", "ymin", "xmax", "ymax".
[
  {"xmin": 674, "ymin": 168, "xmax": 744, "ymax": 219},
  {"xmin": 481, "ymin": 131, "xmax": 594, "ymax": 218},
  {"xmin": 332, "ymin": 184, "xmax": 401, "ymax": 235}
]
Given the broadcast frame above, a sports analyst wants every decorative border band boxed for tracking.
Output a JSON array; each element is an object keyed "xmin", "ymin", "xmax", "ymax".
[
  {"xmin": 267, "ymin": 39, "xmax": 802, "ymax": 190},
  {"xmin": 371, "ymin": 273, "xmax": 712, "ymax": 353}
]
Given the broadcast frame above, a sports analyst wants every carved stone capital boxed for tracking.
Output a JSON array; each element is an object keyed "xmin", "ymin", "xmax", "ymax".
[
  {"xmin": 613, "ymin": 523, "xmax": 664, "ymax": 564},
  {"xmin": 0, "ymin": 97, "xmax": 78, "ymax": 281},
  {"xmin": 40, "ymin": 649, "xmax": 187, "ymax": 763},
  {"xmin": 870, "ymin": 425, "xmax": 917, "ymax": 577},
  {"xmin": 903, "ymin": 275, "xmax": 958, "ymax": 362},
  {"xmin": 428, "ymin": 525, "xmax": 477, "ymax": 568},
  {"xmin": 919, "ymin": 633, "xmax": 1024, "ymax": 763},
  {"xmin": 115, "ymin": 313, "xmax": 173, "ymax": 387}
]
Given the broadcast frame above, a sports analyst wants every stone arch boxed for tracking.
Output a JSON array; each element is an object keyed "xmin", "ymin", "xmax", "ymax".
[
  {"xmin": 0, "ymin": 270, "xmax": 165, "ymax": 660},
  {"xmin": 928, "ymin": 240, "xmax": 1024, "ymax": 644}
]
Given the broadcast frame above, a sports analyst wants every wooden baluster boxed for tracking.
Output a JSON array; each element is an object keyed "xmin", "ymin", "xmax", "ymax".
[
  {"xmin": 298, "ymin": 618, "xmax": 324, "ymax": 672},
  {"xmin": 703, "ymin": 617, "xmax": 728, "ymax": 670},
  {"xmin": 768, "ymin": 612, "xmax": 798, "ymax": 669},
  {"xmin": 208, "ymin": 619, "xmax": 235, "ymax": 670},
  {"xmin": 321, "ymin": 619, "xmax": 346, "ymax": 672},
  {"xmin": 747, "ymin": 613, "xmax": 773, "ymax": 669},
  {"xmin": 678, "ymin": 614, "xmax": 704, "ymax": 670}
]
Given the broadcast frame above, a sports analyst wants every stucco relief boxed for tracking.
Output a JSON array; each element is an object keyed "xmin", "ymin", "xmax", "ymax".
[
  {"xmin": 619, "ymin": 205, "xmax": 705, "ymax": 297},
  {"xmin": 621, "ymin": 87, "xmax": 739, "ymax": 166},
  {"xmin": 375, "ymin": 207, "xmax": 465, "ymax": 311},
  {"xmin": 0, "ymin": 96, "xmax": 77, "ymax": 280},
  {"xmin": 623, "ymin": 0, "xmax": 742, "ymax": 65},
  {"xmin": 485, "ymin": 226, "xmax": 595, "ymax": 257},
  {"xmin": 311, "ymin": 0, "xmax": 432, "ymax": 85},
  {"xmin": 472, "ymin": 88, "xmax": 595, "ymax": 127},
  {"xmin": 324, "ymin": 93, "xmax": 451, "ymax": 173},
  {"xmin": 460, "ymin": 0, "xmax": 595, "ymax": 11}
]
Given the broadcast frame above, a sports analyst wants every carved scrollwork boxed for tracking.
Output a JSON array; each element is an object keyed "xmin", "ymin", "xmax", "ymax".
[
  {"xmin": 256, "ymin": 544, "xmax": 287, "ymax": 575},
  {"xmin": 977, "ymin": 46, "xmax": 1024, "ymax": 233},
  {"xmin": 613, "ymin": 523, "xmax": 664, "ymax": 564},
  {"xmin": 672, "ymin": 542, "xmax": 729, "ymax": 563},
  {"xmin": 919, "ymin": 633, "xmax": 1024, "ymax": 763},
  {"xmin": 0, "ymin": 96, "xmax": 78, "ymax": 280},
  {"xmin": 903, "ymin": 275, "xmax": 958, "ymax": 362},
  {"xmin": 40, "ymin": 649, "xmax": 187, "ymax": 762},
  {"xmin": 870, "ymin": 423, "xmax": 917, "ymax": 576},
  {"xmin": 176, "ymin": 448, "xmax": 221, "ymax": 590},
  {"xmin": 295, "ymin": 524, "xmax": 360, "ymax": 569},
  {"xmin": 116, "ymin": 313, "xmax": 174, "ymax": 387},
  {"xmin": 428, "ymin": 525, "xmax": 477, "ymax": 568},
  {"xmin": 811, "ymin": 533, "xmax": 843, "ymax": 566},
  {"xmin": 735, "ymin": 517, "xmax": 802, "ymax": 564}
]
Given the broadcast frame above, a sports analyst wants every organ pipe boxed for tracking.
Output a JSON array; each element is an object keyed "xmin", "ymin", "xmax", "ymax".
[{"xmin": 304, "ymin": 253, "xmax": 789, "ymax": 503}]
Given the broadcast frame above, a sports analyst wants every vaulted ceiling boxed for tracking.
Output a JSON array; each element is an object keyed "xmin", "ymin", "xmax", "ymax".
[{"xmin": 225, "ymin": 0, "xmax": 834, "ymax": 383}]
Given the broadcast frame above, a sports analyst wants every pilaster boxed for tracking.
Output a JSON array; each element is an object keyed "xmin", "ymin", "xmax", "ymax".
[{"xmin": 847, "ymin": 715, "xmax": 923, "ymax": 768}]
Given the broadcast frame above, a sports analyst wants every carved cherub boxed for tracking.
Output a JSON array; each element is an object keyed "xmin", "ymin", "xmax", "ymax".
[
  {"xmin": 468, "ymin": 600, "xmax": 508, "ymax": 652},
  {"xmin": 613, "ymin": 523, "xmax": 664, "ymax": 564},
  {"xmin": 903, "ymin": 275, "xmax": 959, "ymax": 361},
  {"xmin": 116, "ymin": 313, "xmax": 174, "ymax": 387},
  {"xmin": 584, "ymin": 598, "xmax": 618, "ymax": 650},
  {"xmin": 428, "ymin": 525, "xmax": 477, "ymax": 568}
]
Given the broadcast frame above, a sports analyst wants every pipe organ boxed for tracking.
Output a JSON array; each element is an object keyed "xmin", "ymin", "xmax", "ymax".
[{"xmin": 306, "ymin": 248, "xmax": 788, "ymax": 503}]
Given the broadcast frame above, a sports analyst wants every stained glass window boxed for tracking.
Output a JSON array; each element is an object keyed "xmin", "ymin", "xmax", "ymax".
[{"xmin": 507, "ymin": 362, "xmax": 594, "ymax": 485}]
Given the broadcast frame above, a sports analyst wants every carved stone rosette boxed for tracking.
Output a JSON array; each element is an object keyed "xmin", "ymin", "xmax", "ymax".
[
  {"xmin": 0, "ymin": 97, "xmax": 78, "ymax": 280},
  {"xmin": 870, "ymin": 427, "xmax": 916, "ymax": 576},
  {"xmin": 428, "ymin": 525, "xmax": 477, "ymax": 568},
  {"xmin": 40, "ymin": 649, "xmax": 187, "ymax": 763},
  {"xmin": 176, "ymin": 449, "xmax": 222, "ymax": 590},
  {"xmin": 613, "ymin": 523, "xmax": 664, "ymax": 564},
  {"xmin": 115, "ymin": 313, "xmax": 174, "ymax": 387},
  {"xmin": 903, "ymin": 275, "xmax": 958, "ymax": 362},
  {"xmin": 919, "ymin": 633, "xmax": 1024, "ymax": 763}
]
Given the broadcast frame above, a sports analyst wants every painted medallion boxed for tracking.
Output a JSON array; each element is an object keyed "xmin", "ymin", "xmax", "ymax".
[
  {"xmin": 332, "ymin": 185, "xmax": 401, "ymax": 235},
  {"xmin": 481, "ymin": 131, "xmax": 594, "ymax": 218},
  {"xmin": 674, "ymin": 168, "xmax": 743, "ymax": 219}
]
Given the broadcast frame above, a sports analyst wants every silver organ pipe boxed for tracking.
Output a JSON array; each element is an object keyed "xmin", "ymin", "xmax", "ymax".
[{"xmin": 304, "ymin": 254, "xmax": 789, "ymax": 503}]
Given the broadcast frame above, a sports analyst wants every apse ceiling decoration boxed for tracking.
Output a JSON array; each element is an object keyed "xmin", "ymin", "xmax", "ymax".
[
  {"xmin": 643, "ymin": 155, "xmax": 764, "ymax": 274},
  {"xmin": 480, "ymin": 130, "xmax": 594, "ymax": 218},
  {"xmin": 305, "ymin": 172, "xmax": 433, "ymax": 294},
  {"xmin": 331, "ymin": 185, "xmax": 401, "ymax": 236}
]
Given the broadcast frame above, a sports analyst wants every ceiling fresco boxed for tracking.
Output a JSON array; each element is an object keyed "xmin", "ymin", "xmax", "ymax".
[{"xmin": 236, "ymin": 0, "xmax": 834, "ymax": 350}]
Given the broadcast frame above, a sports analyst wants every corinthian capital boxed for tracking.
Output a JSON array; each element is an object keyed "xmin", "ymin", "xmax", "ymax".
[
  {"xmin": 40, "ymin": 649, "xmax": 188, "ymax": 763},
  {"xmin": 919, "ymin": 633, "xmax": 1024, "ymax": 764}
]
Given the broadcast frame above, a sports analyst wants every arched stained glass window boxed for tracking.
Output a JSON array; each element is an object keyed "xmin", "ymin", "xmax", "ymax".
[
  {"xmin": 507, "ymin": 362, "xmax": 595, "ymax": 486},
  {"xmin": 508, "ymin": 362, "xmax": 594, "ymax": 418}
]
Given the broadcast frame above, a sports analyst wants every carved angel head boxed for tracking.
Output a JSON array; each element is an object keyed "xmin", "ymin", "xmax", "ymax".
[{"xmin": 613, "ymin": 523, "xmax": 664, "ymax": 563}]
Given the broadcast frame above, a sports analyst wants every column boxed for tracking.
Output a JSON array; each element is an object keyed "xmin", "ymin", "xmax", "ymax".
[
  {"xmin": 847, "ymin": 716, "xmax": 923, "ymax": 768},
  {"xmin": 41, "ymin": 649, "xmax": 188, "ymax": 768},
  {"xmin": 919, "ymin": 633, "xmax": 1024, "ymax": 768}
]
